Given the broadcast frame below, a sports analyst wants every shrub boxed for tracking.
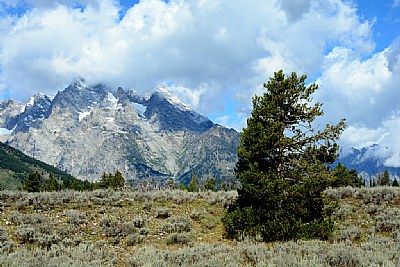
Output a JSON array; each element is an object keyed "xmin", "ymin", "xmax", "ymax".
[
  {"xmin": 35, "ymin": 233, "xmax": 61, "ymax": 249},
  {"xmin": 0, "ymin": 227, "xmax": 13, "ymax": 254},
  {"xmin": 376, "ymin": 208, "xmax": 400, "ymax": 232},
  {"xmin": 126, "ymin": 233, "xmax": 145, "ymax": 246},
  {"xmin": 9, "ymin": 211, "xmax": 22, "ymax": 224},
  {"xmin": 0, "ymin": 243, "xmax": 117, "ymax": 266},
  {"xmin": 190, "ymin": 209, "xmax": 205, "ymax": 221},
  {"xmin": 65, "ymin": 209, "xmax": 86, "ymax": 225},
  {"xmin": 120, "ymin": 222, "xmax": 137, "ymax": 237},
  {"xmin": 336, "ymin": 225, "xmax": 362, "ymax": 242},
  {"xmin": 15, "ymin": 226, "xmax": 35, "ymax": 243},
  {"xmin": 100, "ymin": 215, "xmax": 137, "ymax": 237},
  {"xmin": 162, "ymin": 216, "xmax": 192, "ymax": 233},
  {"xmin": 133, "ymin": 216, "xmax": 147, "ymax": 229},
  {"xmin": 155, "ymin": 208, "xmax": 171, "ymax": 219},
  {"xmin": 143, "ymin": 200, "xmax": 153, "ymax": 212},
  {"xmin": 139, "ymin": 227, "xmax": 150, "ymax": 236},
  {"xmin": 166, "ymin": 232, "xmax": 191, "ymax": 245}
]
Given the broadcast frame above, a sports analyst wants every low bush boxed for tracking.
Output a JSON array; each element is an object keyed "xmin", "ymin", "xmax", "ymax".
[
  {"xmin": 161, "ymin": 216, "xmax": 192, "ymax": 233},
  {"xmin": 65, "ymin": 209, "xmax": 86, "ymax": 225},
  {"xmin": 133, "ymin": 216, "xmax": 147, "ymax": 229},
  {"xmin": 190, "ymin": 209, "xmax": 205, "ymax": 221},
  {"xmin": 166, "ymin": 232, "xmax": 191, "ymax": 245},
  {"xmin": 126, "ymin": 233, "xmax": 145, "ymax": 246},
  {"xmin": 155, "ymin": 208, "xmax": 171, "ymax": 219},
  {"xmin": 376, "ymin": 208, "xmax": 400, "ymax": 232}
]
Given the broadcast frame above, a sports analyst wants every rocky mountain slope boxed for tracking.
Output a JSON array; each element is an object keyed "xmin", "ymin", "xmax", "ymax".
[{"xmin": 0, "ymin": 79, "xmax": 240, "ymax": 182}]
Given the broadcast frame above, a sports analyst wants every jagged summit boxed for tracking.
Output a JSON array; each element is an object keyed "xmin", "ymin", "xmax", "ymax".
[
  {"xmin": 0, "ymin": 94, "xmax": 52, "ymax": 133},
  {"xmin": 0, "ymin": 79, "xmax": 240, "ymax": 182},
  {"xmin": 51, "ymin": 80, "xmax": 109, "ymax": 112},
  {"xmin": 141, "ymin": 88, "xmax": 213, "ymax": 132},
  {"xmin": 154, "ymin": 85, "xmax": 191, "ymax": 112}
]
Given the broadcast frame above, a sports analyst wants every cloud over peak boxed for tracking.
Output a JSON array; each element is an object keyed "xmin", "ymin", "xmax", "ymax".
[{"xmin": 0, "ymin": 0, "xmax": 400, "ymax": 164}]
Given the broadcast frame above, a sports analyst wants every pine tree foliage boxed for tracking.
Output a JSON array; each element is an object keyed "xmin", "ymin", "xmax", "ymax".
[
  {"xmin": 205, "ymin": 177, "xmax": 217, "ymax": 191},
  {"xmin": 23, "ymin": 171, "xmax": 42, "ymax": 192},
  {"xmin": 187, "ymin": 173, "xmax": 199, "ymax": 192},
  {"xmin": 113, "ymin": 170, "xmax": 124, "ymax": 188},
  {"xmin": 99, "ymin": 170, "xmax": 125, "ymax": 189},
  {"xmin": 377, "ymin": 170, "xmax": 391, "ymax": 186},
  {"xmin": 41, "ymin": 173, "xmax": 60, "ymax": 191},
  {"xmin": 330, "ymin": 163, "xmax": 363, "ymax": 187},
  {"xmin": 223, "ymin": 70, "xmax": 346, "ymax": 241}
]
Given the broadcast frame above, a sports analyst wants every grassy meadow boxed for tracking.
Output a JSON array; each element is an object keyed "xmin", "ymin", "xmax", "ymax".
[{"xmin": 1, "ymin": 187, "xmax": 400, "ymax": 266}]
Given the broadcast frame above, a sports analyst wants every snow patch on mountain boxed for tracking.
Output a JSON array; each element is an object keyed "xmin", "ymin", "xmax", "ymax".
[
  {"xmin": 27, "ymin": 96, "xmax": 35, "ymax": 106},
  {"xmin": 20, "ymin": 105, "xmax": 26, "ymax": 113},
  {"xmin": 107, "ymin": 92, "xmax": 118, "ymax": 107},
  {"xmin": 0, "ymin": 127, "xmax": 13, "ymax": 135},
  {"xmin": 105, "ymin": 117, "xmax": 114, "ymax": 123},
  {"xmin": 78, "ymin": 110, "xmax": 92, "ymax": 122},
  {"xmin": 156, "ymin": 85, "xmax": 190, "ymax": 112}
]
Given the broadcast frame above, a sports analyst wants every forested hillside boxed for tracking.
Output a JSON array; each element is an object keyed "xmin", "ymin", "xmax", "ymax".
[{"xmin": 0, "ymin": 142, "xmax": 78, "ymax": 190}]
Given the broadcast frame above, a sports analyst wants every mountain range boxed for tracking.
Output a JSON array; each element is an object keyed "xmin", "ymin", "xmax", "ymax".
[
  {"xmin": 1, "ymin": 77, "xmax": 395, "ymax": 185},
  {"xmin": 337, "ymin": 144, "xmax": 400, "ymax": 180},
  {"xmin": 0, "ymin": 78, "xmax": 240, "ymax": 183}
]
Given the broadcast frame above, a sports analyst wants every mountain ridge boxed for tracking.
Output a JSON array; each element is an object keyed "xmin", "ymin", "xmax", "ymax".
[
  {"xmin": 0, "ymin": 79, "xmax": 240, "ymax": 182},
  {"xmin": 337, "ymin": 144, "xmax": 400, "ymax": 183}
]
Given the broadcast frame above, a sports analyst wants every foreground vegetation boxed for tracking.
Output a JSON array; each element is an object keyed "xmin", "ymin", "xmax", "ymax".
[{"xmin": 1, "ymin": 187, "xmax": 400, "ymax": 266}]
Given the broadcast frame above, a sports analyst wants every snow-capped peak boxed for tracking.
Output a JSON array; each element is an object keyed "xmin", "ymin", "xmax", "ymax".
[{"xmin": 155, "ymin": 85, "xmax": 190, "ymax": 111}]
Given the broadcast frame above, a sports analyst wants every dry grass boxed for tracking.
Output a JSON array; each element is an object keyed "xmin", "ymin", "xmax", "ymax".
[{"xmin": 2, "ymin": 187, "xmax": 400, "ymax": 266}]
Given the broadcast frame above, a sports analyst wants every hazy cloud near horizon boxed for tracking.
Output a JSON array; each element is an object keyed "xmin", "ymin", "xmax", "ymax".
[{"xmin": 0, "ymin": 0, "xmax": 400, "ymax": 164}]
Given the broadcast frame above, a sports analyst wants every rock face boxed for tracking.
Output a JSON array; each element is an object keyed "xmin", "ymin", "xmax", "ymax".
[{"xmin": 0, "ymin": 79, "xmax": 240, "ymax": 182}]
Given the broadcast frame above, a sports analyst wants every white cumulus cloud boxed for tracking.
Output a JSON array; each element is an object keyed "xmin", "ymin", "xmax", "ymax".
[{"xmin": 1, "ymin": 0, "xmax": 400, "ymax": 163}]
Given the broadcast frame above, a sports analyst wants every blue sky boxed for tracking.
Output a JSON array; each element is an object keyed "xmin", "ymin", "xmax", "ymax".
[
  {"xmin": 356, "ymin": 0, "xmax": 400, "ymax": 52},
  {"xmin": 0, "ymin": 0, "xmax": 400, "ymax": 165}
]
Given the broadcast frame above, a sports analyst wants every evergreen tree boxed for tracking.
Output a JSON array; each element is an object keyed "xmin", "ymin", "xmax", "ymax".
[
  {"xmin": 41, "ymin": 173, "xmax": 59, "ymax": 191},
  {"xmin": 219, "ymin": 180, "xmax": 228, "ymax": 191},
  {"xmin": 330, "ymin": 163, "xmax": 363, "ymax": 187},
  {"xmin": 223, "ymin": 70, "xmax": 346, "ymax": 241},
  {"xmin": 377, "ymin": 171, "xmax": 391, "ymax": 186},
  {"xmin": 392, "ymin": 179, "xmax": 399, "ymax": 187},
  {"xmin": 113, "ymin": 170, "xmax": 125, "ymax": 189},
  {"xmin": 98, "ymin": 171, "xmax": 125, "ymax": 189},
  {"xmin": 166, "ymin": 179, "xmax": 175, "ymax": 189},
  {"xmin": 83, "ymin": 180, "xmax": 97, "ymax": 191},
  {"xmin": 205, "ymin": 177, "xmax": 217, "ymax": 191},
  {"xmin": 23, "ymin": 171, "xmax": 42, "ymax": 192},
  {"xmin": 99, "ymin": 172, "xmax": 110, "ymax": 188},
  {"xmin": 68, "ymin": 179, "xmax": 83, "ymax": 191},
  {"xmin": 188, "ymin": 173, "xmax": 199, "ymax": 192}
]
